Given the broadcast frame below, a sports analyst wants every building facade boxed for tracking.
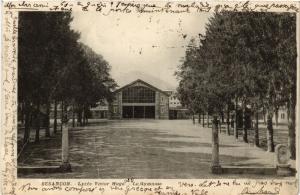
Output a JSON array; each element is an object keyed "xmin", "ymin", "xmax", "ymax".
[
  {"xmin": 165, "ymin": 90, "xmax": 189, "ymax": 119},
  {"xmin": 277, "ymin": 108, "xmax": 288, "ymax": 123},
  {"xmin": 109, "ymin": 79, "xmax": 169, "ymax": 119},
  {"xmin": 90, "ymin": 104, "xmax": 108, "ymax": 119},
  {"xmin": 166, "ymin": 90, "xmax": 182, "ymax": 108}
]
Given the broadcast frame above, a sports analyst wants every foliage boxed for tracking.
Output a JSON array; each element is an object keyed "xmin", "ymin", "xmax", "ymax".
[
  {"xmin": 18, "ymin": 12, "xmax": 116, "ymax": 143},
  {"xmin": 176, "ymin": 12, "xmax": 296, "ymax": 155}
]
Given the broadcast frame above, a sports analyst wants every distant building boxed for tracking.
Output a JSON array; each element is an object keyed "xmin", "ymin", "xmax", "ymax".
[
  {"xmin": 48, "ymin": 80, "xmax": 191, "ymax": 121},
  {"xmin": 50, "ymin": 102, "xmax": 108, "ymax": 120},
  {"xmin": 166, "ymin": 90, "xmax": 182, "ymax": 108},
  {"xmin": 277, "ymin": 107, "xmax": 288, "ymax": 123},
  {"xmin": 109, "ymin": 79, "xmax": 169, "ymax": 119},
  {"xmin": 90, "ymin": 79, "xmax": 189, "ymax": 120},
  {"xmin": 271, "ymin": 106, "xmax": 289, "ymax": 124},
  {"xmin": 164, "ymin": 91, "xmax": 189, "ymax": 119},
  {"xmin": 90, "ymin": 102, "xmax": 108, "ymax": 119}
]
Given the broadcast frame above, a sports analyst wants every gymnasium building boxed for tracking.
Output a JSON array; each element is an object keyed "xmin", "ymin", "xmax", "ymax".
[{"xmin": 108, "ymin": 79, "xmax": 169, "ymax": 119}]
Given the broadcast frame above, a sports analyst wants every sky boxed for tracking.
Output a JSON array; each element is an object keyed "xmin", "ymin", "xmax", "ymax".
[{"xmin": 71, "ymin": 12, "xmax": 212, "ymax": 90}]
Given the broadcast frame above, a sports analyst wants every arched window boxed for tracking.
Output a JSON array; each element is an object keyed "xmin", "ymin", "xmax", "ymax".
[{"xmin": 122, "ymin": 86, "xmax": 155, "ymax": 103}]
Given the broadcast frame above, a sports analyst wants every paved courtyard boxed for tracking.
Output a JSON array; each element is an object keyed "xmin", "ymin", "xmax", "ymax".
[{"xmin": 18, "ymin": 119, "xmax": 279, "ymax": 178}]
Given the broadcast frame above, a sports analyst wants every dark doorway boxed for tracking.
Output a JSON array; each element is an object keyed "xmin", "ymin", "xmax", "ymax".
[
  {"xmin": 145, "ymin": 106, "xmax": 155, "ymax": 118},
  {"xmin": 122, "ymin": 106, "xmax": 155, "ymax": 119},
  {"xmin": 123, "ymin": 106, "xmax": 133, "ymax": 118},
  {"xmin": 169, "ymin": 110, "xmax": 178, "ymax": 120},
  {"xmin": 133, "ymin": 106, "xmax": 144, "ymax": 118}
]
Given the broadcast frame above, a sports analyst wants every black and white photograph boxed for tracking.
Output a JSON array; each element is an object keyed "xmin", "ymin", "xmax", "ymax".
[{"xmin": 16, "ymin": 7, "xmax": 297, "ymax": 180}]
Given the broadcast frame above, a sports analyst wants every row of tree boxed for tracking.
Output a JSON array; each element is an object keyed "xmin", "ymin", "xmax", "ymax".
[
  {"xmin": 176, "ymin": 12, "xmax": 296, "ymax": 159},
  {"xmin": 18, "ymin": 12, "xmax": 116, "ymax": 144}
]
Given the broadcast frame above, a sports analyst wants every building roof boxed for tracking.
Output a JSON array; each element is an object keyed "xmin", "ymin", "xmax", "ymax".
[{"xmin": 114, "ymin": 79, "xmax": 169, "ymax": 96}]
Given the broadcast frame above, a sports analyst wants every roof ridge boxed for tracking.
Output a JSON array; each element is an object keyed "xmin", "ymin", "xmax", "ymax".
[{"xmin": 114, "ymin": 79, "xmax": 169, "ymax": 96}]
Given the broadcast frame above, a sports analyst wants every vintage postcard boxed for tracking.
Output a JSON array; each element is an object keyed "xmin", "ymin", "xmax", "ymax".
[{"xmin": 1, "ymin": 1, "xmax": 300, "ymax": 195}]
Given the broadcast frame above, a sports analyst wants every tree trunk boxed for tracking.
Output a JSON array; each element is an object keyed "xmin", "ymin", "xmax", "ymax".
[
  {"xmin": 20, "ymin": 102, "xmax": 25, "ymax": 124},
  {"xmin": 198, "ymin": 113, "xmax": 201, "ymax": 124},
  {"xmin": 85, "ymin": 106, "xmax": 89, "ymax": 125},
  {"xmin": 34, "ymin": 101, "xmax": 40, "ymax": 143},
  {"xmin": 82, "ymin": 109, "xmax": 86, "ymax": 126},
  {"xmin": 219, "ymin": 118, "xmax": 222, "ymax": 133},
  {"xmin": 288, "ymin": 90, "xmax": 296, "ymax": 159},
  {"xmin": 202, "ymin": 113, "xmax": 205, "ymax": 127},
  {"xmin": 267, "ymin": 112, "xmax": 274, "ymax": 152},
  {"xmin": 85, "ymin": 111, "xmax": 89, "ymax": 125},
  {"xmin": 21, "ymin": 113, "xmax": 24, "ymax": 124},
  {"xmin": 53, "ymin": 100, "xmax": 57, "ymax": 134},
  {"xmin": 221, "ymin": 111, "xmax": 224, "ymax": 123},
  {"xmin": 234, "ymin": 97, "xmax": 238, "ymax": 139},
  {"xmin": 192, "ymin": 113, "xmax": 195, "ymax": 124},
  {"xmin": 30, "ymin": 112, "xmax": 34, "ymax": 128},
  {"xmin": 45, "ymin": 102, "xmax": 51, "ymax": 137},
  {"xmin": 287, "ymin": 101, "xmax": 290, "ymax": 122},
  {"xmin": 23, "ymin": 102, "xmax": 31, "ymax": 144},
  {"xmin": 226, "ymin": 103, "xmax": 230, "ymax": 135},
  {"xmin": 72, "ymin": 105, "xmax": 75, "ymax": 127},
  {"xmin": 254, "ymin": 110, "xmax": 259, "ymax": 147},
  {"xmin": 61, "ymin": 101, "xmax": 64, "ymax": 131},
  {"xmin": 263, "ymin": 106, "xmax": 266, "ymax": 125},
  {"xmin": 64, "ymin": 103, "xmax": 69, "ymax": 126},
  {"xmin": 274, "ymin": 106, "xmax": 279, "ymax": 127},
  {"xmin": 242, "ymin": 103, "xmax": 248, "ymax": 143},
  {"xmin": 207, "ymin": 113, "xmax": 209, "ymax": 127},
  {"xmin": 77, "ymin": 108, "xmax": 82, "ymax": 126}
]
